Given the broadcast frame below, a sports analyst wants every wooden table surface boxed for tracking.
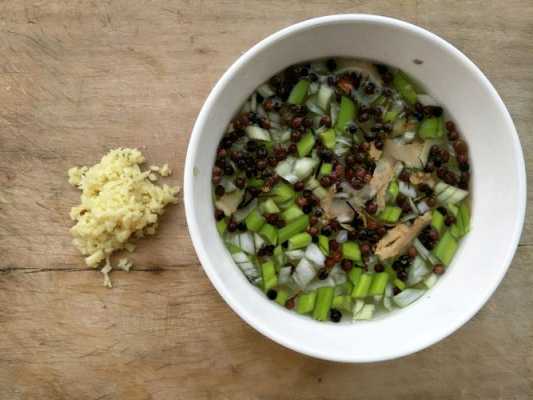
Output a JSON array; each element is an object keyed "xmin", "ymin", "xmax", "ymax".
[{"xmin": 1, "ymin": 1, "xmax": 532, "ymax": 399}]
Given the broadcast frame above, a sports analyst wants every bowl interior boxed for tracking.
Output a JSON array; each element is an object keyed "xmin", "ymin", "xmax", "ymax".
[{"xmin": 185, "ymin": 15, "xmax": 525, "ymax": 362}]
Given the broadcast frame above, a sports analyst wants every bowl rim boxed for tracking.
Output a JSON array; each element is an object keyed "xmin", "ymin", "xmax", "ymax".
[{"xmin": 184, "ymin": 14, "xmax": 527, "ymax": 362}]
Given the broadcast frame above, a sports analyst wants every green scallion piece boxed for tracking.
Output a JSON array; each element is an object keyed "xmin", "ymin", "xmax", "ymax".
[
  {"xmin": 288, "ymin": 232, "xmax": 311, "ymax": 250},
  {"xmin": 261, "ymin": 261, "xmax": 277, "ymax": 292},
  {"xmin": 418, "ymin": 116, "xmax": 444, "ymax": 139},
  {"xmin": 275, "ymin": 289, "xmax": 289, "ymax": 306},
  {"xmin": 247, "ymin": 178, "xmax": 264, "ymax": 188},
  {"xmin": 335, "ymin": 96, "xmax": 356, "ymax": 131},
  {"xmin": 297, "ymin": 130, "xmax": 316, "ymax": 157},
  {"xmin": 226, "ymin": 243, "xmax": 241, "ymax": 254},
  {"xmin": 378, "ymin": 206, "xmax": 402, "ymax": 223},
  {"xmin": 319, "ymin": 129, "xmax": 336, "ymax": 149},
  {"xmin": 278, "ymin": 214, "xmax": 310, "ymax": 244},
  {"xmin": 348, "ymin": 267, "xmax": 363, "ymax": 286},
  {"xmin": 216, "ymin": 218, "xmax": 227, "ymax": 235},
  {"xmin": 281, "ymin": 205, "xmax": 303, "ymax": 222},
  {"xmin": 245, "ymin": 209, "xmax": 265, "ymax": 232},
  {"xmin": 288, "ymin": 79, "xmax": 310, "ymax": 105},
  {"xmin": 431, "ymin": 209, "xmax": 445, "ymax": 234},
  {"xmin": 318, "ymin": 235, "xmax": 329, "ymax": 255},
  {"xmin": 259, "ymin": 223, "xmax": 278, "ymax": 245},
  {"xmin": 352, "ymin": 273, "xmax": 372, "ymax": 299},
  {"xmin": 333, "ymin": 295, "xmax": 352, "ymax": 312},
  {"xmin": 387, "ymin": 179, "xmax": 399, "ymax": 202},
  {"xmin": 433, "ymin": 230, "xmax": 458, "ymax": 266},
  {"xmin": 271, "ymin": 182, "xmax": 295, "ymax": 204},
  {"xmin": 368, "ymin": 272, "xmax": 389, "ymax": 296},
  {"xmin": 260, "ymin": 198, "xmax": 280, "ymax": 214},
  {"xmin": 392, "ymin": 71, "xmax": 417, "ymax": 105},
  {"xmin": 296, "ymin": 291, "xmax": 317, "ymax": 314},
  {"xmin": 312, "ymin": 286, "xmax": 334, "ymax": 321},
  {"xmin": 319, "ymin": 162, "xmax": 333, "ymax": 178},
  {"xmin": 393, "ymin": 279, "xmax": 406, "ymax": 290},
  {"xmin": 342, "ymin": 241, "xmax": 362, "ymax": 262},
  {"xmin": 385, "ymin": 264, "xmax": 397, "ymax": 281}
]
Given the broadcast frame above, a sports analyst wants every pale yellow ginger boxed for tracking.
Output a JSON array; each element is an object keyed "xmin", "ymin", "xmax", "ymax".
[{"xmin": 68, "ymin": 148, "xmax": 179, "ymax": 287}]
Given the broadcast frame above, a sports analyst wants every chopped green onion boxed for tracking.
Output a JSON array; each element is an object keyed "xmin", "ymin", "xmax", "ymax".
[
  {"xmin": 333, "ymin": 295, "xmax": 352, "ymax": 312},
  {"xmin": 297, "ymin": 131, "xmax": 316, "ymax": 157},
  {"xmin": 275, "ymin": 289, "xmax": 289, "ymax": 306},
  {"xmin": 447, "ymin": 203, "xmax": 459, "ymax": 217},
  {"xmin": 296, "ymin": 291, "xmax": 317, "ymax": 314},
  {"xmin": 387, "ymin": 179, "xmax": 399, "ymax": 202},
  {"xmin": 335, "ymin": 96, "xmax": 356, "ymax": 131},
  {"xmin": 278, "ymin": 214, "xmax": 310, "ymax": 244},
  {"xmin": 312, "ymin": 287, "xmax": 334, "ymax": 321},
  {"xmin": 216, "ymin": 218, "xmax": 227, "ymax": 235},
  {"xmin": 273, "ymin": 245, "xmax": 285, "ymax": 271},
  {"xmin": 393, "ymin": 279, "xmax": 406, "ymax": 291},
  {"xmin": 260, "ymin": 198, "xmax": 280, "ymax": 214},
  {"xmin": 245, "ymin": 210, "xmax": 266, "ymax": 232},
  {"xmin": 392, "ymin": 71, "xmax": 417, "ymax": 105},
  {"xmin": 342, "ymin": 241, "xmax": 362, "ymax": 262},
  {"xmin": 261, "ymin": 261, "xmax": 277, "ymax": 292},
  {"xmin": 319, "ymin": 162, "xmax": 333, "ymax": 178},
  {"xmin": 288, "ymin": 80, "xmax": 310, "ymax": 105},
  {"xmin": 348, "ymin": 267, "xmax": 363, "ymax": 286},
  {"xmin": 318, "ymin": 235, "xmax": 329, "ymax": 255},
  {"xmin": 337, "ymin": 281, "xmax": 353, "ymax": 295},
  {"xmin": 368, "ymin": 272, "xmax": 389, "ymax": 296},
  {"xmin": 271, "ymin": 182, "xmax": 296, "ymax": 204},
  {"xmin": 288, "ymin": 232, "xmax": 312, "ymax": 250},
  {"xmin": 431, "ymin": 209, "xmax": 445, "ymax": 234},
  {"xmin": 281, "ymin": 205, "xmax": 303, "ymax": 222},
  {"xmin": 433, "ymin": 230, "xmax": 458, "ymax": 266},
  {"xmin": 385, "ymin": 264, "xmax": 397, "ymax": 281},
  {"xmin": 247, "ymin": 178, "xmax": 264, "ymax": 188},
  {"xmin": 384, "ymin": 109, "xmax": 400, "ymax": 123},
  {"xmin": 451, "ymin": 210, "xmax": 469, "ymax": 237},
  {"xmin": 378, "ymin": 206, "xmax": 402, "ymax": 223},
  {"xmin": 319, "ymin": 129, "xmax": 336, "ymax": 149},
  {"xmin": 226, "ymin": 242, "xmax": 241, "ymax": 254},
  {"xmin": 259, "ymin": 223, "xmax": 278, "ymax": 245},
  {"xmin": 352, "ymin": 273, "xmax": 372, "ymax": 299},
  {"xmin": 418, "ymin": 116, "xmax": 444, "ymax": 139}
]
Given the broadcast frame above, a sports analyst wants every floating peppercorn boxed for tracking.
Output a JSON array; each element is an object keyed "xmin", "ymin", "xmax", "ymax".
[
  {"xmin": 433, "ymin": 264, "xmax": 445, "ymax": 275},
  {"xmin": 214, "ymin": 209, "xmax": 225, "ymax": 221},
  {"xmin": 215, "ymin": 185, "xmax": 225, "ymax": 197},
  {"xmin": 341, "ymin": 259, "xmax": 353, "ymax": 272},
  {"xmin": 445, "ymin": 215, "xmax": 456, "ymax": 226},
  {"xmin": 318, "ymin": 268, "xmax": 329, "ymax": 280},
  {"xmin": 330, "ymin": 309, "xmax": 342, "ymax": 323},
  {"xmin": 266, "ymin": 289, "xmax": 278, "ymax": 300}
]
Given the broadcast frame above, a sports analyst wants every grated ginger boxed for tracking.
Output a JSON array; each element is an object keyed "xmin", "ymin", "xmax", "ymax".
[{"xmin": 68, "ymin": 148, "xmax": 179, "ymax": 287}]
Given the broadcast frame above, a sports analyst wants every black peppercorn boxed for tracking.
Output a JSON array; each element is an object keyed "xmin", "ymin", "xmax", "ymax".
[
  {"xmin": 266, "ymin": 289, "xmax": 277, "ymax": 300},
  {"xmin": 330, "ymin": 309, "xmax": 342, "ymax": 323}
]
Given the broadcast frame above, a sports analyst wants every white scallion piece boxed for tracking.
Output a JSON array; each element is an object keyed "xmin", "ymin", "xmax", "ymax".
[
  {"xmin": 293, "ymin": 258, "xmax": 317, "ymax": 289},
  {"xmin": 407, "ymin": 256, "xmax": 430, "ymax": 286},
  {"xmin": 393, "ymin": 288, "xmax": 425, "ymax": 307}
]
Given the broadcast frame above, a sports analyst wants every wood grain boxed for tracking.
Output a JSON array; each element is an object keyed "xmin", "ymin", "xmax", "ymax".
[{"xmin": 0, "ymin": 1, "xmax": 532, "ymax": 399}]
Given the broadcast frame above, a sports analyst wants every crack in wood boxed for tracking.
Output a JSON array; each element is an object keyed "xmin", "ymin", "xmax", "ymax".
[{"xmin": 0, "ymin": 264, "xmax": 199, "ymax": 274}]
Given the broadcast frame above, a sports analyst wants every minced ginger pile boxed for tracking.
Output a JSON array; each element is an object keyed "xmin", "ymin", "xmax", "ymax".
[{"xmin": 68, "ymin": 148, "xmax": 179, "ymax": 287}]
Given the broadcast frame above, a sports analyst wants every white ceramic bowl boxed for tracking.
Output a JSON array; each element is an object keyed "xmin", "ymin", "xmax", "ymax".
[{"xmin": 184, "ymin": 15, "xmax": 526, "ymax": 362}]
